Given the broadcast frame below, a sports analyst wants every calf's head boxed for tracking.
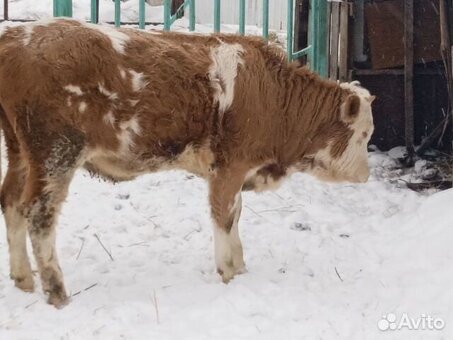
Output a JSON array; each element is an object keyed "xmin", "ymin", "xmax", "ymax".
[{"xmin": 305, "ymin": 84, "xmax": 375, "ymax": 183}]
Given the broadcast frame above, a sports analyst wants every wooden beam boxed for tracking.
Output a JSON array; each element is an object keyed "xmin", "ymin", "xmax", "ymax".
[
  {"xmin": 404, "ymin": 0, "xmax": 415, "ymax": 161},
  {"xmin": 4, "ymin": 0, "xmax": 8, "ymax": 21},
  {"xmin": 338, "ymin": 2, "xmax": 349, "ymax": 81},
  {"xmin": 440, "ymin": 0, "xmax": 453, "ymax": 156},
  {"xmin": 329, "ymin": 2, "xmax": 340, "ymax": 80}
]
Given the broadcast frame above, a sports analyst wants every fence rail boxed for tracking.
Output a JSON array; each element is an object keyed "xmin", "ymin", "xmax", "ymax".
[{"xmin": 1, "ymin": 0, "xmax": 334, "ymax": 77}]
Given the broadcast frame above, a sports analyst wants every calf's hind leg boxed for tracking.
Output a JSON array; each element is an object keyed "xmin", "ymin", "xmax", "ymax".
[
  {"xmin": 19, "ymin": 117, "xmax": 85, "ymax": 307},
  {"xmin": 0, "ymin": 152, "xmax": 34, "ymax": 292}
]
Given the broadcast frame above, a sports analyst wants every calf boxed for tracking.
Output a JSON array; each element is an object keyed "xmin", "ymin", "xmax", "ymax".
[{"xmin": 0, "ymin": 19, "xmax": 374, "ymax": 307}]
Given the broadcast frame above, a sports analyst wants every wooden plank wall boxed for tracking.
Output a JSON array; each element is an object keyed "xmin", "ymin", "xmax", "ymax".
[{"xmin": 328, "ymin": 1, "xmax": 350, "ymax": 81}]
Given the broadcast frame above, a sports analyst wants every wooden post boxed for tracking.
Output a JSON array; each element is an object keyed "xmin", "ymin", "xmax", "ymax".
[
  {"xmin": 404, "ymin": 0, "xmax": 414, "ymax": 162},
  {"xmin": 329, "ymin": 2, "xmax": 340, "ymax": 80},
  {"xmin": 4, "ymin": 0, "xmax": 8, "ymax": 21},
  {"xmin": 338, "ymin": 2, "xmax": 349, "ymax": 81},
  {"xmin": 439, "ymin": 0, "xmax": 452, "ymax": 156}
]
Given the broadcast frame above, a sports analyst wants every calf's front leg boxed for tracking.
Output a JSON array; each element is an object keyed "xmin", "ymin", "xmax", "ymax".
[{"xmin": 209, "ymin": 167, "xmax": 246, "ymax": 283}]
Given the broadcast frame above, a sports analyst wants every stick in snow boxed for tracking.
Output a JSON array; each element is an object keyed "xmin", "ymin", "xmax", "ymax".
[{"xmin": 94, "ymin": 233, "xmax": 114, "ymax": 261}]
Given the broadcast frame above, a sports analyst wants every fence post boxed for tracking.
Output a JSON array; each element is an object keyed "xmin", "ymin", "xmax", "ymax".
[
  {"xmin": 53, "ymin": 0, "xmax": 73, "ymax": 17},
  {"xmin": 4, "ymin": 0, "xmax": 8, "ymax": 21},
  {"xmin": 214, "ymin": 0, "xmax": 220, "ymax": 33},
  {"xmin": 114, "ymin": 0, "xmax": 121, "ymax": 27},
  {"xmin": 239, "ymin": 0, "xmax": 245, "ymax": 35},
  {"xmin": 263, "ymin": 0, "xmax": 269, "ymax": 39},
  {"xmin": 164, "ymin": 0, "xmax": 171, "ymax": 31},
  {"xmin": 316, "ymin": 0, "xmax": 328, "ymax": 77},
  {"xmin": 90, "ymin": 0, "xmax": 99, "ymax": 23},
  {"xmin": 139, "ymin": 0, "xmax": 146, "ymax": 29},
  {"xmin": 309, "ymin": 0, "xmax": 318, "ymax": 70},
  {"xmin": 287, "ymin": 0, "xmax": 294, "ymax": 61},
  {"xmin": 189, "ymin": 0, "xmax": 196, "ymax": 31}
]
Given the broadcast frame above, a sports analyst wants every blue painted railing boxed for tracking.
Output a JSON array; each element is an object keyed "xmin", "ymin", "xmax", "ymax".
[{"xmin": 53, "ymin": 0, "xmax": 328, "ymax": 76}]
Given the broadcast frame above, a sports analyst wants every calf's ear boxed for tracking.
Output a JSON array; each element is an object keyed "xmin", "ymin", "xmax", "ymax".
[{"xmin": 341, "ymin": 94, "xmax": 361, "ymax": 123}]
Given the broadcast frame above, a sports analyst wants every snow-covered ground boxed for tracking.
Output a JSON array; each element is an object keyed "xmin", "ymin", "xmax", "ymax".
[
  {"xmin": 0, "ymin": 2, "xmax": 452, "ymax": 339},
  {"xmin": 0, "ymin": 150, "xmax": 452, "ymax": 340}
]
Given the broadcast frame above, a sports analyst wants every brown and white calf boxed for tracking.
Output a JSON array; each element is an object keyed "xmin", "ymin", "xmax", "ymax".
[{"xmin": 0, "ymin": 19, "xmax": 374, "ymax": 307}]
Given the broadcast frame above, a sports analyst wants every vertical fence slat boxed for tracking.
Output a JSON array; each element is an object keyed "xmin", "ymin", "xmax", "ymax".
[
  {"xmin": 4, "ymin": 0, "xmax": 8, "ymax": 21},
  {"xmin": 263, "ymin": 0, "xmax": 269, "ymax": 39},
  {"xmin": 404, "ymin": 0, "xmax": 415, "ymax": 159},
  {"xmin": 54, "ymin": 0, "xmax": 73, "ymax": 17},
  {"xmin": 316, "ymin": 0, "xmax": 328, "ymax": 77},
  {"xmin": 214, "ymin": 0, "xmax": 220, "ymax": 33},
  {"xmin": 114, "ymin": 0, "xmax": 121, "ymax": 27},
  {"xmin": 338, "ymin": 2, "xmax": 348, "ymax": 81},
  {"xmin": 189, "ymin": 0, "xmax": 196, "ymax": 31},
  {"xmin": 164, "ymin": 0, "xmax": 171, "ymax": 31},
  {"xmin": 310, "ymin": 0, "xmax": 318, "ymax": 69},
  {"xmin": 90, "ymin": 0, "xmax": 99, "ymax": 23},
  {"xmin": 239, "ymin": 0, "xmax": 245, "ymax": 35},
  {"xmin": 329, "ymin": 2, "xmax": 340, "ymax": 80},
  {"xmin": 287, "ymin": 0, "xmax": 294, "ymax": 61},
  {"xmin": 139, "ymin": 0, "xmax": 146, "ymax": 29}
]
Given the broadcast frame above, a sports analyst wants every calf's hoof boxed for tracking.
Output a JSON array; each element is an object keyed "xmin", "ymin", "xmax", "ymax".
[
  {"xmin": 217, "ymin": 264, "xmax": 247, "ymax": 283},
  {"xmin": 14, "ymin": 275, "xmax": 35, "ymax": 292},
  {"xmin": 47, "ymin": 289, "xmax": 69, "ymax": 309}
]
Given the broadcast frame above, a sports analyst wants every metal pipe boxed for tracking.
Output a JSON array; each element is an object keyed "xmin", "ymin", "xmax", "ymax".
[
  {"xmin": 139, "ymin": 0, "xmax": 146, "ymax": 29},
  {"xmin": 114, "ymin": 0, "xmax": 121, "ymax": 27},
  {"xmin": 54, "ymin": 0, "xmax": 73, "ymax": 17},
  {"xmin": 239, "ymin": 0, "xmax": 245, "ymax": 35},
  {"xmin": 262, "ymin": 0, "xmax": 269, "ymax": 39},
  {"xmin": 189, "ymin": 0, "xmax": 196, "ymax": 31},
  {"xmin": 287, "ymin": 0, "xmax": 294, "ymax": 61},
  {"xmin": 214, "ymin": 0, "xmax": 220, "ymax": 33},
  {"xmin": 164, "ymin": 0, "xmax": 171, "ymax": 31},
  {"xmin": 90, "ymin": 0, "xmax": 99, "ymax": 23}
]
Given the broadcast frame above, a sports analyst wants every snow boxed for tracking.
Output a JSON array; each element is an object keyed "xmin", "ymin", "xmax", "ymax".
[
  {"xmin": 0, "ymin": 3, "xmax": 452, "ymax": 339},
  {"xmin": 0, "ymin": 149, "xmax": 451, "ymax": 339}
]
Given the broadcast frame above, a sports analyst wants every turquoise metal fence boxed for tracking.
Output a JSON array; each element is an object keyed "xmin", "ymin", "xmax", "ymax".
[
  {"xmin": 53, "ymin": 0, "xmax": 328, "ymax": 77},
  {"xmin": 163, "ymin": 0, "xmax": 195, "ymax": 31},
  {"xmin": 53, "ymin": 0, "xmax": 72, "ymax": 17}
]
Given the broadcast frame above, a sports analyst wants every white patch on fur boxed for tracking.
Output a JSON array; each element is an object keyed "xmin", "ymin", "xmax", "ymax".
[
  {"xmin": 243, "ymin": 164, "xmax": 290, "ymax": 192},
  {"xmin": 21, "ymin": 18, "xmax": 62, "ymax": 45},
  {"xmin": 22, "ymin": 25, "xmax": 34, "ymax": 45},
  {"xmin": 340, "ymin": 81, "xmax": 372, "ymax": 100},
  {"xmin": 146, "ymin": 30, "xmax": 161, "ymax": 35},
  {"xmin": 209, "ymin": 42, "xmax": 245, "ymax": 114},
  {"xmin": 103, "ymin": 111, "xmax": 115, "ymax": 126},
  {"xmin": 119, "ymin": 67, "xmax": 127, "ymax": 79},
  {"xmin": 98, "ymin": 83, "xmax": 118, "ymax": 100},
  {"xmin": 119, "ymin": 116, "xmax": 141, "ymax": 135},
  {"xmin": 128, "ymin": 99, "xmax": 139, "ymax": 107},
  {"xmin": 78, "ymin": 101, "xmax": 87, "ymax": 113},
  {"xmin": 84, "ymin": 22, "xmax": 130, "ymax": 54},
  {"xmin": 64, "ymin": 85, "xmax": 84, "ymax": 96},
  {"xmin": 66, "ymin": 97, "xmax": 72, "ymax": 107},
  {"xmin": 128, "ymin": 70, "xmax": 148, "ymax": 92},
  {"xmin": 117, "ymin": 116, "xmax": 141, "ymax": 153},
  {"xmin": 0, "ymin": 25, "xmax": 11, "ymax": 39},
  {"xmin": 230, "ymin": 192, "xmax": 241, "ymax": 213}
]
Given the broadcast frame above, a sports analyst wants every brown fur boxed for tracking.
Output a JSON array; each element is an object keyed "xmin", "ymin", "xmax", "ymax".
[{"xmin": 0, "ymin": 19, "xmax": 374, "ymax": 306}]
